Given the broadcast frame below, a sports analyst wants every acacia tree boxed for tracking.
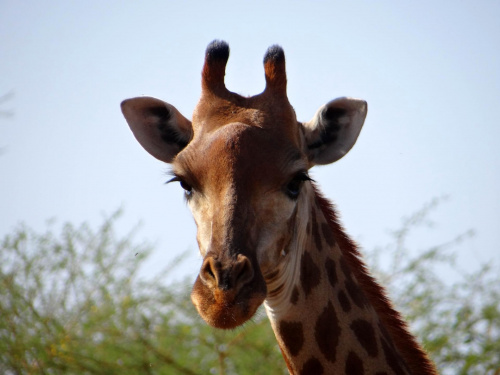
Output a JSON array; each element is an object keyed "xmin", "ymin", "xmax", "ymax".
[
  {"xmin": 0, "ymin": 212, "xmax": 282, "ymax": 375},
  {"xmin": 368, "ymin": 197, "xmax": 499, "ymax": 375},
  {"xmin": 1, "ymin": 204, "xmax": 498, "ymax": 374}
]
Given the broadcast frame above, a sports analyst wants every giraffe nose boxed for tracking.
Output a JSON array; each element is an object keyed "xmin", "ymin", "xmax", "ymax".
[{"xmin": 200, "ymin": 254, "xmax": 254, "ymax": 292}]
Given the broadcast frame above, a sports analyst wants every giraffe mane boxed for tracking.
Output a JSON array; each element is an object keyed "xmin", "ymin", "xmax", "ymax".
[{"xmin": 313, "ymin": 185, "xmax": 438, "ymax": 375}]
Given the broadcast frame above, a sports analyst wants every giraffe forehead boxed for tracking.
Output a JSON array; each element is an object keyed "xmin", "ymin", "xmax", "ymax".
[
  {"xmin": 175, "ymin": 122, "xmax": 306, "ymax": 190},
  {"xmin": 192, "ymin": 91, "xmax": 303, "ymax": 154}
]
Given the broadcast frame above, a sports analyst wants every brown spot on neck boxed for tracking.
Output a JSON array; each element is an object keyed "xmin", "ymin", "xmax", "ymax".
[
  {"xmin": 381, "ymin": 337, "xmax": 406, "ymax": 374},
  {"xmin": 321, "ymin": 222, "xmax": 336, "ymax": 247},
  {"xmin": 338, "ymin": 290, "xmax": 351, "ymax": 312},
  {"xmin": 340, "ymin": 257, "xmax": 352, "ymax": 280},
  {"xmin": 344, "ymin": 277, "xmax": 368, "ymax": 309},
  {"xmin": 279, "ymin": 320, "xmax": 305, "ymax": 357},
  {"xmin": 314, "ymin": 302, "xmax": 341, "ymax": 363},
  {"xmin": 300, "ymin": 357, "xmax": 324, "ymax": 375},
  {"xmin": 345, "ymin": 351, "xmax": 364, "ymax": 375},
  {"xmin": 311, "ymin": 210, "xmax": 323, "ymax": 252},
  {"xmin": 325, "ymin": 257, "xmax": 338, "ymax": 287},
  {"xmin": 290, "ymin": 285, "xmax": 300, "ymax": 305},
  {"xmin": 300, "ymin": 251, "xmax": 320, "ymax": 296},
  {"xmin": 350, "ymin": 319, "xmax": 378, "ymax": 357}
]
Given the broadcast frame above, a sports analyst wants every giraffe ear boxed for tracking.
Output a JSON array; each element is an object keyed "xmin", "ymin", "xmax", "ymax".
[
  {"xmin": 121, "ymin": 97, "xmax": 193, "ymax": 163},
  {"xmin": 303, "ymin": 97, "xmax": 367, "ymax": 165}
]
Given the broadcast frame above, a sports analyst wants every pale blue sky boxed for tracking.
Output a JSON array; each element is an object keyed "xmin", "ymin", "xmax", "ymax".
[{"xmin": 1, "ymin": 1, "xmax": 499, "ymax": 281}]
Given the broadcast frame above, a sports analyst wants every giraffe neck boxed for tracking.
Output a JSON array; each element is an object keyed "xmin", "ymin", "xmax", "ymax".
[{"xmin": 264, "ymin": 184, "xmax": 437, "ymax": 375}]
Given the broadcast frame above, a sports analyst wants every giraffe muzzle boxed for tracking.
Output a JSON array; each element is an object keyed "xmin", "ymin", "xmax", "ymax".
[{"xmin": 191, "ymin": 253, "xmax": 267, "ymax": 329}]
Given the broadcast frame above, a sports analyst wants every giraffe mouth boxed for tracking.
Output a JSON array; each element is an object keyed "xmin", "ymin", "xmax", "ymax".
[{"xmin": 190, "ymin": 254, "xmax": 267, "ymax": 329}]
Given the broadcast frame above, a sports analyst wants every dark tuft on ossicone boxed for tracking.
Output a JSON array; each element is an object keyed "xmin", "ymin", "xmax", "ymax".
[
  {"xmin": 264, "ymin": 44, "xmax": 285, "ymax": 64},
  {"xmin": 205, "ymin": 40, "xmax": 230, "ymax": 63}
]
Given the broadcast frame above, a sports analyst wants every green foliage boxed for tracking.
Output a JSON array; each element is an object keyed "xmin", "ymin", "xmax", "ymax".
[
  {"xmin": 0, "ymin": 212, "xmax": 283, "ymax": 375},
  {"xmin": 368, "ymin": 197, "xmax": 500, "ymax": 375},
  {"xmin": 1, "ymin": 202, "xmax": 499, "ymax": 374}
]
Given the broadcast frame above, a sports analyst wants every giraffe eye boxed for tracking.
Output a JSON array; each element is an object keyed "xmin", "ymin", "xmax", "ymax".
[
  {"xmin": 285, "ymin": 172, "xmax": 311, "ymax": 200},
  {"xmin": 166, "ymin": 176, "xmax": 193, "ymax": 197},
  {"xmin": 179, "ymin": 180, "xmax": 193, "ymax": 195}
]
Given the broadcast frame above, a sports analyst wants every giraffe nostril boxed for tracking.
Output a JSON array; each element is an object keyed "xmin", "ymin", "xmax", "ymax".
[
  {"xmin": 199, "ymin": 254, "xmax": 254, "ymax": 292},
  {"xmin": 200, "ymin": 257, "xmax": 218, "ymax": 288},
  {"xmin": 206, "ymin": 265, "xmax": 215, "ymax": 279},
  {"xmin": 234, "ymin": 254, "xmax": 254, "ymax": 288}
]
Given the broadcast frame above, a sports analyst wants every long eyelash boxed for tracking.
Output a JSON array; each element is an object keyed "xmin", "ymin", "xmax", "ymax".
[
  {"xmin": 297, "ymin": 171, "xmax": 314, "ymax": 182},
  {"xmin": 165, "ymin": 176, "xmax": 181, "ymax": 184},
  {"xmin": 165, "ymin": 169, "xmax": 180, "ymax": 184}
]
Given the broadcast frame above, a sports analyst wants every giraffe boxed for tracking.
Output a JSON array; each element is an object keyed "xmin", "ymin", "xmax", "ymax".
[{"xmin": 121, "ymin": 40, "xmax": 438, "ymax": 375}]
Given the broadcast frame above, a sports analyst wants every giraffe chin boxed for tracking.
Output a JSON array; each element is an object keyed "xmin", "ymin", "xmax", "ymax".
[{"xmin": 191, "ymin": 275, "xmax": 267, "ymax": 329}]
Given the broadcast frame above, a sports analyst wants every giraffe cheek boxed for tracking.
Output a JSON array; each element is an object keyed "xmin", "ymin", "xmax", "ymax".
[
  {"xmin": 254, "ymin": 202, "xmax": 297, "ymax": 269},
  {"xmin": 195, "ymin": 228, "xmax": 210, "ymax": 257},
  {"xmin": 255, "ymin": 233, "xmax": 288, "ymax": 276},
  {"xmin": 259, "ymin": 207, "xmax": 297, "ymax": 272}
]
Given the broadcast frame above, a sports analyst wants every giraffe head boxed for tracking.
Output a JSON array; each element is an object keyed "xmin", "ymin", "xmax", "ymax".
[{"xmin": 121, "ymin": 40, "xmax": 367, "ymax": 329}]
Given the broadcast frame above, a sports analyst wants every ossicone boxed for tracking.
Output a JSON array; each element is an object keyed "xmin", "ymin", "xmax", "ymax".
[
  {"xmin": 202, "ymin": 40, "xmax": 230, "ymax": 96},
  {"xmin": 263, "ymin": 44, "xmax": 287, "ymax": 97}
]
